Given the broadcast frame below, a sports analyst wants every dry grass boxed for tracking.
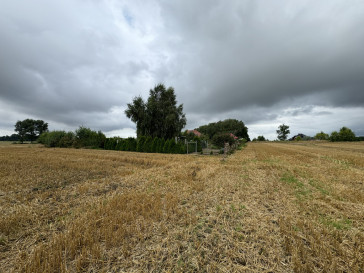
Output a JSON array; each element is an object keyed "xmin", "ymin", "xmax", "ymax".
[{"xmin": 0, "ymin": 141, "xmax": 363, "ymax": 272}]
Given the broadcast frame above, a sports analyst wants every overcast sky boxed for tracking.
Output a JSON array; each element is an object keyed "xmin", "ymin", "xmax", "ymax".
[{"xmin": 1, "ymin": 0, "xmax": 364, "ymax": 140}]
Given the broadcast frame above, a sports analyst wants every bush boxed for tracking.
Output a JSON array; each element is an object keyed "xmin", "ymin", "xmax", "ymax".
[
  {"xmin": 212, "ymin": 133, "xmax": 236, "ymax": 148},
  {"xmin": 74, "ymin": 126, "xmax": 106, "ymax": 148},
  {"xmin": 315, "ymin": 131, "xmax": 329, "ymax": 140},
  {"xmin": 143, "ymin": 136, "xmax": 153, "ymax": 153},
  {"xmin": 157, "ymin": 138, "xmax": 165, "ymax": 153},
  {"xmin": 137, "ymin": 136, "xmax": 146, "ymax": 152},
  {"xmin": 163, "ymin": 139, "xmax": 171, "ymax": 153},
  {"xmin": 38, "ymin": 131, "xmax": 74, "ymax": 147}
]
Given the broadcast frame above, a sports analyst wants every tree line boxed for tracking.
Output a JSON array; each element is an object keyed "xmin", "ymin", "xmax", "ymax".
[
  {"xmin": 253, "ymin": 124, "xmax": 361, "ymax": 142},
  {"xmin": 104, "ymin": 136, "xmax": 186, "ymax": 154},
  {"xmin": 5, "ymin": 84, "xmax": 256, "ymax": 151}
]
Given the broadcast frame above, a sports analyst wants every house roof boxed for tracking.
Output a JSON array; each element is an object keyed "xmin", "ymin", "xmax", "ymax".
[{"xmin": 187, "ymin": 130, "xmax": 201, "ymax": 137}]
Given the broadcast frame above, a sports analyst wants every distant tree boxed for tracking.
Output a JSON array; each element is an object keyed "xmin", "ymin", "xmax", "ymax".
[
  {"xmin": 125, "ymin": 84, "xmax": 186, "ymax": 139},
  {"xmin": 276, "ymin": 124, "xmax": 290, "ymax": 141},
  {"xmin": 315, "ymin": 131, "xmax": 329, "ymax": 140},
  {"xmin": 257, "ymin": 136, "xmax": 266, "ymax": 141},
  {"xmin": 330, "ymin": 127, "xmax": 356, "ymax": 142},
  {"xmin": 72, "ymin": 126, "xmax": 106, "ymax": 148},
  {"xmin": 196, "ymin": 119, "xmax": 249, "ymax": 141},
  {"xmin": 0, "ymin": 134, "xmax": 19, "ymax": 141},
  {"xmin": 38, "ymin": 130, "xmax": 74, "ymax": 148},
  {"xmin": 15, "ymin": 119, "xmax": 48, "ymax": 143},
  {"xmin": 330, "ymin": 131, "xmax": 340, "ymax": 142}
]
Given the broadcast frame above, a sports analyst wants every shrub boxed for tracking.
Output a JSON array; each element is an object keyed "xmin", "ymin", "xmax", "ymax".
[
  {"xmin": 137, "ymin": 136, "xmax": 146, "ymax": 152},
  {"xmin": 38, "ymin": 131, "xmax": 71, "ymax": 147},
  {"xmin": 74, "ymin": 126, "xmax": 105, "ymax": 148},
  {"xmin": 315, "ymin": 131, "xmax": 329, "ymax": 140},
  {"xmin": 143, "ymin": 136, "xmax": 153, "ymax": 153},
  {"xmin": 157, "ymin": 138, "xmax": 165, "ymax": 153},
  {"xmin": 163, "ymin": 139, "xmax": 171, "ymax": 153},
  {"xmin": 150, "ymin": 137, "xmax": 158, "ymax": 153},
  {"xmin": 212, "ymin": 133, "xmax": 236, "ymax": 148}
]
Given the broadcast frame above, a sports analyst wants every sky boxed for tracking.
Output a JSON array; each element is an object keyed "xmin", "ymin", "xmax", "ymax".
[{"xmin": 1, "ymin": 0, "xmax": 364, "ymax": 140}]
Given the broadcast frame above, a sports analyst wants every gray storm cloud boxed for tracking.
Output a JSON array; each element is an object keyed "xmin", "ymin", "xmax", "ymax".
[{"xmin": 0, "ymin": 0, "xmax": 363, "ymax": 137}]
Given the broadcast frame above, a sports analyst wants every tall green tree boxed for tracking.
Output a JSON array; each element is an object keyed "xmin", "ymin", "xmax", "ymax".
[
  {"xmin": 276, "ymin": 124, "xmax": 290, "ymax": 141},
  {"xmin": 125, "ymin": 84, "xmax": 186, "ymax": 139},
  {"xmin": 14, "ymin": 119, "xmax": 48, "ymax": 143}
]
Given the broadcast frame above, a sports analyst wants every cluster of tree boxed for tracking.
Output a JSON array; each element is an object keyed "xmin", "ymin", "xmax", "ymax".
[
  {"xmin": 14, "ymin": 119, "xmax": 48, "ymax": 143},
  {"xmin": 38, "ymin": 126, "xmax": 106, "ymax": 148},
  {"xmin": 196, "ymin": 119, "xmax": 250, "ymax": 141},
  {"xmin": 315, "ymin": 127, "xmax": 357, "ymax": 142},
  {"xmin": 104, "ymin": 136, "xmax": 186, "ymax": 154},
  {"xmin": 0, "ymin": 134, "xmax": 20, "ymax": 141},
  {"xmin": 125, "ymin": 84, "xmax": 186, "ymax": 139},
  {"xmin": 252, "ymin": 136, "xmax": 267, "ymax": 141}
]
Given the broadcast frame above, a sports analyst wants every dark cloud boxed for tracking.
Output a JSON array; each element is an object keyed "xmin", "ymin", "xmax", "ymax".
[
  {"xmin": 159, "ymin": 0, "xmax": 364, "ymax": 116},
  {"xmin": 0, "ymin": 0, "xmax": 364, "ymax": 137}
]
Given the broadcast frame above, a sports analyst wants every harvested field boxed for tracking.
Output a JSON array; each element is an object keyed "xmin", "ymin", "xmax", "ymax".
[{"xmin": 0, "ymin": 142, "xmax": 363, "ymax": 272}]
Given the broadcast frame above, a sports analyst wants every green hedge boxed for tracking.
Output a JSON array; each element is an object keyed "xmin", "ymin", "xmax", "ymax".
[{"xmin": 105, "ymin": 136, "xmax": 186, "ymax": 154}]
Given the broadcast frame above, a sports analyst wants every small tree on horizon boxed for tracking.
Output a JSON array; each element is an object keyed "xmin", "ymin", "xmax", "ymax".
[
  {"xmin": 15, "ymin": 119, "xmax": 48, "ymax": 143},
  {"xmin": 276, "ymin": 124, "xmax": 290, "ymax": 141}
]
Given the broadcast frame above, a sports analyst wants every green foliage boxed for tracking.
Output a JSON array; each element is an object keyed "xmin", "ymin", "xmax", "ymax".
[
  {"xmin": 39, "ymin": 127, "xmax": 104, "ymax": 149},
  {"xmin": 128, "ymin": 138, "xmax": 137, "ymax": 151},
  {"xmin": 105, "ymin": 138, "xmax": 118, "ymax": 150},
  {"xmin": 143, "ymin": 136, "xmax": 153, "ymax": 153},
  {"xmin": 158, "ymin": 138, "xmax": 165, "ymax": 153},
  {"xmin": 212, "ymin": 133, "xmax": 236, "ymax": 148},
  {"xmin": 125, "ymin": 84, "xmax": 186, "ymax": 139},
  {"xmin": 137, "ymin": 136, "xmax": 146, "ymax": 152},
  {"xmin": 0, "ymin": 134, "xmax": 19, "ymax": 141},
  {"xmin": 103, "ymin": 136, "xmax": 185, "ymax": 154},
  {"xmin": 14, "ymin": 119, "xmax": 48, "ymax": 143},
  {"xmin": 196, "ymin": 119, "xmax": 249, "ymax": 141},
  {"xmin": 74, "ymin": 126, "xmax": 106, "ymax": 148},
  {"xmin": 315, "ymin": 131, "xmax": 329, "ymax": 140},
  {"xmin": 59, "ymin": 132, "xmax": 76, "ymax": 147},
  {"xmin": 276, "ymin": 124, "xmax": 290, "ymax": 141},
  {"xmin": 151, "ymin": 137, "xmax": 158, "ymax": 153},
  {"xmin": 330, "ymin": 127, "xmax": 356, "ymax": 142},
  {"xmin": 163, "ymin": 139, "xmax": 171, "ymax": 153},
  {"xmin": 257, "ymin": 135, "xmax": 266, "ymax": 141},
  {"xmin": 38, "ymin": 131, "xmax": 75, "ymax": 148}
]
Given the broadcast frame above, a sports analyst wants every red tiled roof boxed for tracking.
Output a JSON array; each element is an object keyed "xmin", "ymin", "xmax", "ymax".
[{"xmin": 187, "ymin": 130, "xmax": 202, "ymax": 137}]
